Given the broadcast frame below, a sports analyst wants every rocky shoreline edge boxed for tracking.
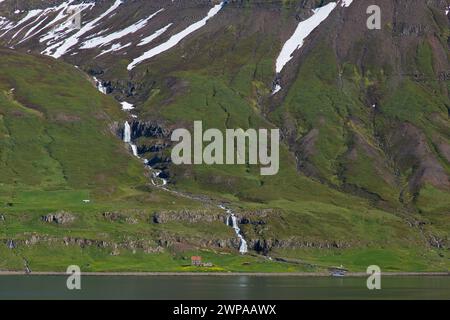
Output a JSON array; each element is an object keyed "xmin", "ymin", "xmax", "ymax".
[{"xmin": 0, "ymin": 271, "xmax": 448, "ymax": 277}]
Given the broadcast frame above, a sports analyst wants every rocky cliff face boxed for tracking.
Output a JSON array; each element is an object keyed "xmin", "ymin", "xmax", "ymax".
[
  {"xmin": 41, "ymin": 211, "xmax": 75, "ymax": 225},
  {"xmin": 12, "ymin": 207, "xmax": 358, "ymax": 254}
]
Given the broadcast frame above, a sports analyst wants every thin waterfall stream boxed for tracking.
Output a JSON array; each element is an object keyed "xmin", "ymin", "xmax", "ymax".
[
  {"xmin": 121, "ymin": 121, "xmax": 247, "ymax": 254},
  {"xmin": 94, "ymin": 75, "xmax": 247, "ymax": 254}
]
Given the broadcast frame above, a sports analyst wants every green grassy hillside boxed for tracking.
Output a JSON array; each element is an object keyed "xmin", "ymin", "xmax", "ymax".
[
  {"xmin": 0, "ymin": 0, "xmax": 448, "ymax": 273},
  {"xmin": 122, "ymin": 9, "xmax": 449, "ymax": 271},
  {"xmin": 0, "ymin": 49, "xmax": 146, "ymax": 197}
]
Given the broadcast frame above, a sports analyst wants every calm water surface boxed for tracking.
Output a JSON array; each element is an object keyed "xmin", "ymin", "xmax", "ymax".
[{"xmin": 0, "ymin": 276, "xmax": 449, "ymax": 300}]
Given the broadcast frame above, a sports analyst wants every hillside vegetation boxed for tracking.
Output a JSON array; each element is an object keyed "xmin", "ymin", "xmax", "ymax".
[{"xmin": 0, "ymin": 0, "xmax": 448, "ymax": 272}]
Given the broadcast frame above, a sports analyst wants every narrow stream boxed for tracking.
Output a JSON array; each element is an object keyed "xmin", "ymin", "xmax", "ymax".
[
  {"xmin": 122, "ymin": 120, "xmax": 247, "ymax": 254},
  {"xmin": 219, "ymin": 205, "xmax": 248, "ymax": 254},
  {"xmin": 94, "ymin": 75, "xmax": 247, "ymax": 254}
]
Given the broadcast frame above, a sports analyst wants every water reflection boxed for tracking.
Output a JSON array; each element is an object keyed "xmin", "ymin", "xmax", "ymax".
[{"xmin": 0, "ymin": 275, "xmax": 448, "ymax": 300}]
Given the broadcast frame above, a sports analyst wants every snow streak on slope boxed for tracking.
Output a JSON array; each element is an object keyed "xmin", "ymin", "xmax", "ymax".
[
  {"xmin": 0, "ymin": 17, "xmax": 10, "ymax": 29},
  {"xmin": 81, "ymin": 8, "xmax": 164, "ymax": 50},
  {"xmin": 10, "ymin": 9, "xmax": 43, "ymax": 39},
  {"xmin": 39, "ymin": 2, "xmax": 95, "ymax": 48},
  {"xmin": 96, "ymin": 42, "xmax": 131, "ymax": 57},
  {"xmin": 138, "ymin": 23, "xmax": 173, "ymax": 47},
  {"xmin": 1, "ymin": 9, "xmax": 42, "ymax": 37},
  {"xmin": 127, "ymin": 2, "xmax": 224, "ymax": 70},
  {"xmin": 44, "ymin": 0, "xmax": 123, "ymax": 58},
  {"xmin": 21, "ymin": 1, "xmax": 77, "ymax": 44},
  {"xmin": 19, "ymin": 15, "xmax": 49, "ymax": 43},
  {"xmin": 275, "ymin": 2, "xmax": 337, "ymax": 74},
  {"xmin": 340, "ymin": 0, "xmax": 353, "ymax": 7}
]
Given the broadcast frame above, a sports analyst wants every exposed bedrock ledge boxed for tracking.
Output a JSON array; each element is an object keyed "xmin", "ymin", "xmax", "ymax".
[
  {"xmin": 151, "ymin": 208, "xmax": 281, "ymax": 225},
  {"xmin": 130, "ymin": 121, "xmax": 172, "ymax": 139},
  {"xmin": 111, "ymin": 120, "xmax": 171, "ymax": 140},
  {"xmin": 248, "ymin": 238, "xmax": 351, "ymax": 255},
  {"xmin": 41, "ymin": 211, "xmax": 75, "ymax": 225},
  {"xmin": 6, "ymin": 235, "xmax": 164, "ymax": 254},
  {"xmin": 152, "ymin": 209, "xmax": 228, "ymax": 224},
  {"xmin": 155, "ymin": 233, "xmax": 241, "ymax": 251},
  {"xmin": 138, "ymin": 142, "xmax": 170, "ymax": 154},
  {"xmin": 147, "ymin": 155, "xmax": 172, "ymax": 167}
]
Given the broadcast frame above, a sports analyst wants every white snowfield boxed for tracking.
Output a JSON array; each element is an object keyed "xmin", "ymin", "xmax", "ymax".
[
  {"xmin": 138, "ymin": 23, "xmax": 173, "ymax": 47},
  {"xmin": 1, "ymin": 0, "xmax": 355, "ymax": 75},
  {"xmin": 0, "ymin": 0, "xmax": 226, "ymax": 68},
  {"xmin": 46, "ymin": 0, "xmax": 123, "ymax": 58},
  {"xmin": 39, "ymin": 3, "xmax": 94, "ymax": 46},
  {"xmin": 81, "ymin": 8, "xmax": 164, "ymax": 50},
  {"xmin": 127, "ymin": 2, "xmax": 224, "ymax": 70},
  {"xmin": 1, "ymin": 9, "xmax": 42, "ymax": 37},
  {"xmin": 96, "ymin": 42, "xmax": 131, "ymax": 57},
  {"xmin": 10, "ymin": 9, "xmax": 43, "ymax": 39}
]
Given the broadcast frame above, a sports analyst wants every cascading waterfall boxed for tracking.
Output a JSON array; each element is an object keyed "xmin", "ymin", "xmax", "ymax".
[
  {"xmin": 122, "ymin": 121, "xmax": 167, "ymax": 186},
  {"xmin": 121, "ymin": 118, "xmax": 246, "ymax": 253},
  {"xmin": 119, "ymin": 100, "xmax": 244, "ymax": 254},
  {"xmin": 123, "ymin": 121, "xmax": 131, "ymax": 143},
  {"xmin": 220, "ymin": 205, "xmax": 248, "ymax": 254},
  {"xmin": 124, "ymin": 121, "xmax": 138, "ymax": 157},
  {"xmin": 130, "ymin": 144, "xmax": 138, "ymax": 157},
  {"xmin": 151, "ymin": 170, "xmax": 168, "ymax": 187},
  {"xmin": 94, "ymin": 77, "xmax": 108, "ymax": 94}
]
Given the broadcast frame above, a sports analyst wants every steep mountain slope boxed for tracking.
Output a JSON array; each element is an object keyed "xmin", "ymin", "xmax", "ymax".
[
  {"xmin": 0, "ymin": 48, "xmax": 146, "ymax": 196},
  {"xmin": 272, "ymin": 0, "xmax": 450, "ymax": 211},
  {"xmin": 0, "ymin": 0, "xmax": 449, "ymax": 272},
  {"xmin": 0, "ymin": 48, "xmax": 258, "ymax": 272}
]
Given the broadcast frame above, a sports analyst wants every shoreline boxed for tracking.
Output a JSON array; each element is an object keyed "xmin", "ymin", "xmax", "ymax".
[{"xmin": 0, "ymin": 271, "xmax": 448, "ymax": 277}]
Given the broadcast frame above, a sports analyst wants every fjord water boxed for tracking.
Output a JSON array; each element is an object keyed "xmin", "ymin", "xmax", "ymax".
[{"xmin": 0, "ymin": 276, "xmax": 448, "ymax": 300}]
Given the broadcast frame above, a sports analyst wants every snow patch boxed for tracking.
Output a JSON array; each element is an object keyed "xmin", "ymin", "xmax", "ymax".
[
  {"xmin": 275, "ymin": 2, "xmax": 337, "ymax": 74},
  {"xmin": 22, "ymin": 1, "xmax": 77, "ymax": 44},
  {"xmin": 340, "ymin": 0, "xmax": 353, "ymax": 7},
  {"xmin": 127, "ymin": 2, "xmax": 224, "ymax": 70},
  {"xmin": 1, "ymin": 9, "xmax": 43, "ymax": 37},
  {"xmin": 138, "ymin": 23, "xmax": 172, "ymax": 46},
  {"xmin": 81, "ymin": 8, "xmax": 164, "ymax": 49},
  {"xmin": 95, "ymin": 42, "xmax": 131, "ymax": 57},
  {"xmin": 121, "ymin": 101, "xmax": 134, "ymax": 110},
  {"xmin": 44, "ymin": 0, "xmax": 122, "ymax": 58},
  {"xmin": 272, "ymin": 84, "xmax": 281, "ymax": 95},
  {"xmin": 40, "ymin": 2, "xmax": 94, "ymax": 46}
]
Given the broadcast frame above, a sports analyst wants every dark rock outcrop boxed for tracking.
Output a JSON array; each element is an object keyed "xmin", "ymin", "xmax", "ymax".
[
  {"xmin": 249, "ymin": 238, "xmax": 351, "ymax": 254},
  {"xmin": 152, "ymin": 209, "xmax": 227, "ymax": 224},
  {"xmin": 41, "ymin": 211, "xmax": 75, "ymax": 225}
]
